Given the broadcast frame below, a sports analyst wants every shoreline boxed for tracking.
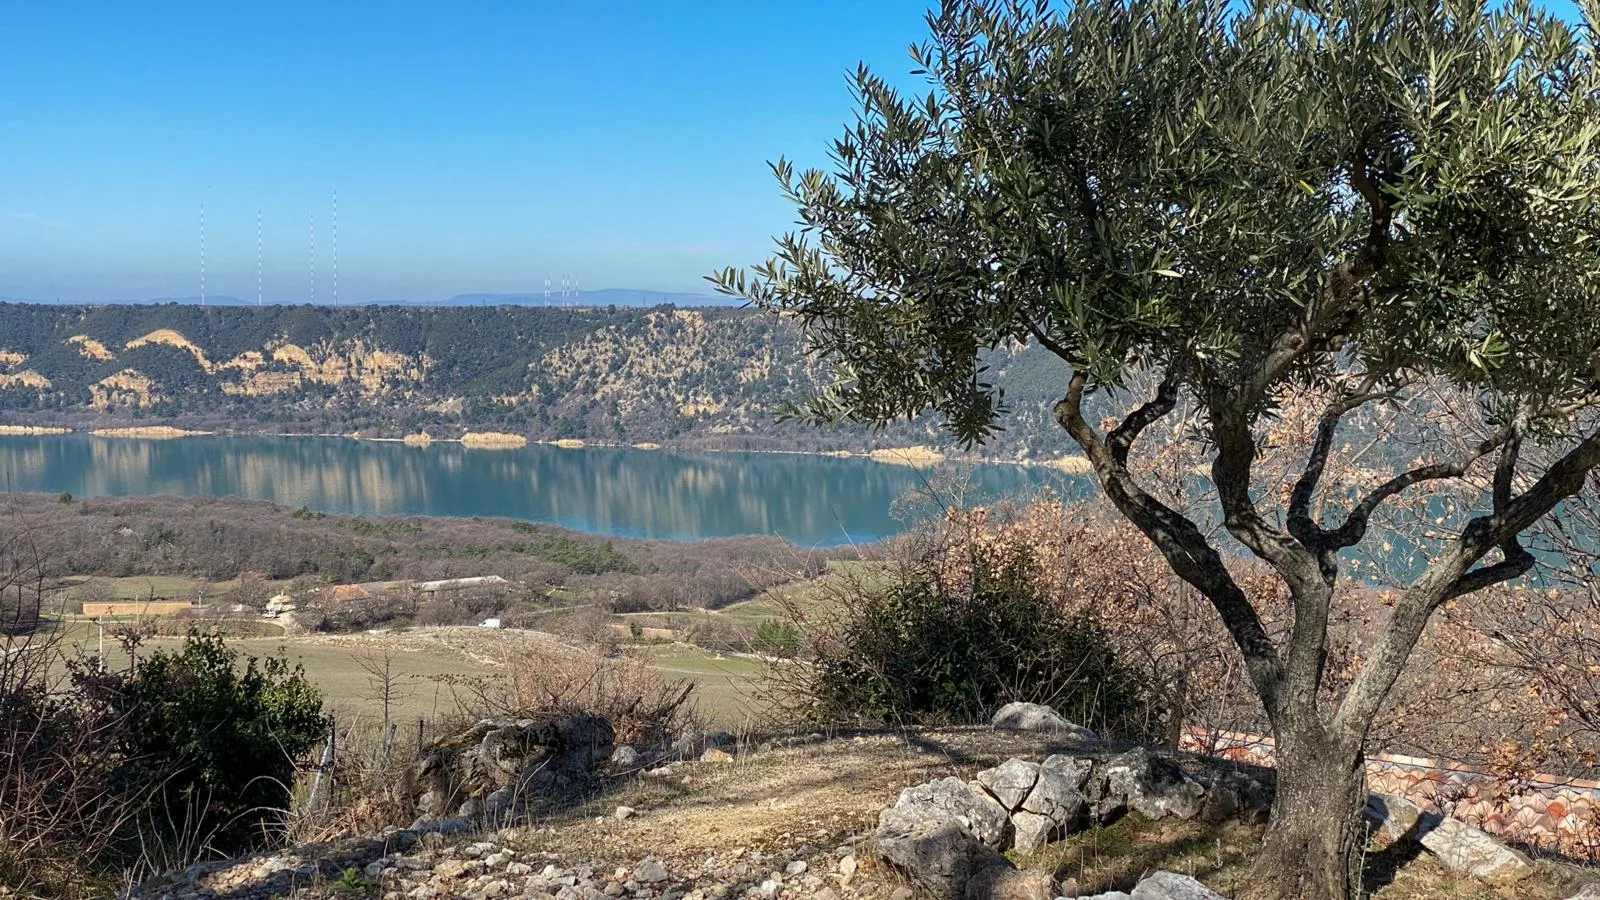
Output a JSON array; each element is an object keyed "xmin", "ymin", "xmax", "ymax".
[{"xmin": 0, "ymin": 423, "xmax": 1093, "ymax": 472}]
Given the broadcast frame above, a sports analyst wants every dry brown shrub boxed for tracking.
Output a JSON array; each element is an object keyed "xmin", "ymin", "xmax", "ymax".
[
  {"xmin": 456, "ymin": 647, "xmax": 698, "ymax": 750},
  {"xmin": 285, "ymin": 717, "xmax": 416, "ymax": 845}
]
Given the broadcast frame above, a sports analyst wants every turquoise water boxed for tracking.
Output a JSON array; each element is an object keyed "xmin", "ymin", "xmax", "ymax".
[{"xmin": 0, "ymin": 435, "xmax": 1084, "ymax": 546}]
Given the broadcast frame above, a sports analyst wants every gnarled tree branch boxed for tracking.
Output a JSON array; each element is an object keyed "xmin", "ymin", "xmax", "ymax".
[
  {"xmin": 1056, "ymin": 371, "xmax": 1287, "ymax": 721},
  {"xmin": 1335, "ymin": 427, "xmax": 1600, "ymax": 742},
  {"xmin": 1286, "ymin": 379, "xmax": 1388, "ymax": 548},
  {"xmin": 1325, "ymin": 425, "xmax": 1515, "ymax": 550}
]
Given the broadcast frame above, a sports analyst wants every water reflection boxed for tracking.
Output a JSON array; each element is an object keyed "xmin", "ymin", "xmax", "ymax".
[{"xmin": 0, "ymin": 436, "xmax": 1086, "ymax": 546}]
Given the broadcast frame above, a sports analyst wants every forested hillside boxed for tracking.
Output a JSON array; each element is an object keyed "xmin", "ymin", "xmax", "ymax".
[{"xmin": 0, "ymin": 302, "xmax": 1081, "ymax": 457}]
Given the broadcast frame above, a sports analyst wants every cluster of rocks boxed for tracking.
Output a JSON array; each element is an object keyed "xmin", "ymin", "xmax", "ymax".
[
  {"xmin": 132, "ymin": 824, "xmax": 891, "ymax": 900},
  {"xmin": 357, "ymin": 839, "xmax": 869, "ymax": 900},
  {"xmin": 413, "ymin": 715, "xmax": 616, "ymax": 822},
  {"xmin": 874, "ymin": 744, "xmax": 1263, "ymax": 900}
]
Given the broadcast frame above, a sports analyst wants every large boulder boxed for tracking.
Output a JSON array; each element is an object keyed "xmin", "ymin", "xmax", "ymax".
[
  {"xmin": 1418, "ymin": 815, "xmax": 1533, "ymax": 886},
  {"xmin": 411, "ymin": 714, "xmax": 613, "ymax": 821},
  {"xmin": 991, "ymin": 702, "xmax": 1098, "ymax": 741},
  {"xmin": 880, "ymin": 776, "xmax": 1011, "ymax": 848},
  {"xmin": 1129, "ymin": 871, "xmax": 1226, "ymax": 899},
  {"xmin": 875, "ymin": 809, "xmax": 1013, "ymax": 900},
  {"xmin": 1094, "ymin": 748, "xmax": 1206, "ymax": 822},
  {"xmin": 1196, "ymin": 768, "xmax": 1271, "ymax": 824}
]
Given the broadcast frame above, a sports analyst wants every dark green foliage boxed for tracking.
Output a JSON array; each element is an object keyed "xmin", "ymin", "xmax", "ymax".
[
  {"xmin": 805, "ymin": 558, "xmax": 1157, "ymax": 737},
  {"xmin": 76, "ymin": 631, "xmax": 329, "ymax": 856},
  {"xmin": 347, "ymin": 517, "xmax": 423, "ymax": 536},
  {"xmin": 532, "ymin": 537, "xmax": 638, "ymax": 575},
  {"xmin": 752, "ymin": 618, "xmax": 801, "ymax": 657}
]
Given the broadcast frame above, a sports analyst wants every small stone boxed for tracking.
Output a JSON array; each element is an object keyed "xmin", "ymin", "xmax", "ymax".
[
  {"xmin": 1129, "ymin": 871, "xmax": 1223, "ymax": 899},
  {"xmin": 758, "ymin": 879, "xmax": 781, "ymax": 898},
  {"xmin": 615, "ymin": 806, "xmax": 637, "ymax": 821},
  {"xmin": 436, "ymin": 859, "xmax": 471, "ymax": 879},
  {"xmin": 837, "ymin": 855, "xmax": 857, "ymax": 878},
  {"xmin": 634, "ymin": 860, "xmax": 670, "ymax": 884},
  {"xmin": 891, "ymin": 889, "xmax": 915, "ymax": 900},
  {"xmin": 784, "ymin": 861, "xmax": 807, "ymax": 876},
  {"xmin": 482, "ymin": 881, "xmax": 510, "ymax": 898},
  {"xmin": 603, "ymin": 883, "xmax": 625, "ymax": 897},
  {"xmin": 701, "ymin": 748, "xmax": 735, "ymax": 764},
  {"xmin": 508, "ymin": 862, "xmax": 533, "ymax": 876}
]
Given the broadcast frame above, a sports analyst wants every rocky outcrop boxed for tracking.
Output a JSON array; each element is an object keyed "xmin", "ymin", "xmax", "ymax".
[
  {"xmin": 411, "ymin": 715, "xmax": 613, "ymax": 823},
  {"xmin": 1092, "ymin": 748, "xmax": 1207, "ymax": 822},
  {"xmin": 972, "ymin": 759, "xmax": 1086, "ymax": 854},
  {"xmin": 990, "ymin": 701, "xmax": 1097, "ymax": 741},
  {"xmin": 873, "ymin": 747, "xmax": 1250, "ymax": 897}
]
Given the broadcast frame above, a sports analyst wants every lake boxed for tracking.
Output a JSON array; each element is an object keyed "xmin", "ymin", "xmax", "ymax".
[{"xmin": 0, "ymin": 435, "xmax": 1085, "ymax": 546}]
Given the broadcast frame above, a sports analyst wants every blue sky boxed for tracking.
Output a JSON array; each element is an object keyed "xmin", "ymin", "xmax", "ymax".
[
  {"xmin": 3, "ymin": 1, "xmax": 1586, "ymax": 304},
  {"xmin": 0, "ymin": 1, "xmax": 933, "ymax": 303}
]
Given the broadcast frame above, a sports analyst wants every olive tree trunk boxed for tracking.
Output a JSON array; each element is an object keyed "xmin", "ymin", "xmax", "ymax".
[{"xmin": 1242, "ymin": 729, "xmax": 1368, "ymax": 900}]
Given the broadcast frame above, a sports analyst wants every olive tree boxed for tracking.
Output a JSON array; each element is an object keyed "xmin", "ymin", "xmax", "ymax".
[{"xmin": 712, "ymin": 0, "xmax": 1600, "ymax": 896}]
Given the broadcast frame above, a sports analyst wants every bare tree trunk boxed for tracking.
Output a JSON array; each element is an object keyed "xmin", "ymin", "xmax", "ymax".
[{"xmin": 1241, "ymin": 728, "xmax": 1367, "ymax": 900}]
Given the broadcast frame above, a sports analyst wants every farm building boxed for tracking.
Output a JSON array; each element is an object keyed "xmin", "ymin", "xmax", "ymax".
[
  {"xmin": 414, "ymin": 575, "xmax": 508, "ymax": 595},
  {"xmin": 82, "ymin": 600, "xmax": 194, "ymax": 618}
]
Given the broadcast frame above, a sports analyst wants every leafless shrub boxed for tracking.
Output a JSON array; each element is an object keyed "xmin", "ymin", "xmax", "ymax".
[
  {"xmin": 0, "ymin": 530, "xmax": 146, "ymax": 896},
  {"xmin": 454, "ymin": 646, "xmax": 698, "ymax": 750}
]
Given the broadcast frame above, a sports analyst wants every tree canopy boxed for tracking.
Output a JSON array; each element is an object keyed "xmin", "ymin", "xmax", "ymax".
[{"xmin": 716, "ymin": 0, "xmax": 1600, "ymax": 444}]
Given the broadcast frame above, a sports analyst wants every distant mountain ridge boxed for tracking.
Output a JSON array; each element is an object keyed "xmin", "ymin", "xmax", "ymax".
[{"xmin": 0, "ymin": 289, "xmax": 737, "ymax": 308}]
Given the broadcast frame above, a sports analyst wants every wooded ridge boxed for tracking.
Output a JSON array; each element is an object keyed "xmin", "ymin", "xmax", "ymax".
[{"xmin": 0, "ymin": 302, "xmax": 1079, "ymax": 457}]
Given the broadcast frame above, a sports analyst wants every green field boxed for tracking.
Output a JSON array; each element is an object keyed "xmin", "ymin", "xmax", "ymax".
[
  {"xmin": 617, "ymin": 559, "xmax": 887, "ymax": 635},
  {"xmin": 59, "ymin": 574, "xmax": 288, "ymax": 600},
  {"xmin": 637, "ymin": 643, "xmax": 768, "ymax": 726},
  {"xmin": 31, "ymin": 619, "xmax": 769, "ymax": 730}
]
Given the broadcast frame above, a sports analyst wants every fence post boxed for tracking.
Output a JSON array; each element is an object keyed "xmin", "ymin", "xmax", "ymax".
[{"xmin": 309, "ymin": 724, "xmax": 336, "ymax": 812}]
